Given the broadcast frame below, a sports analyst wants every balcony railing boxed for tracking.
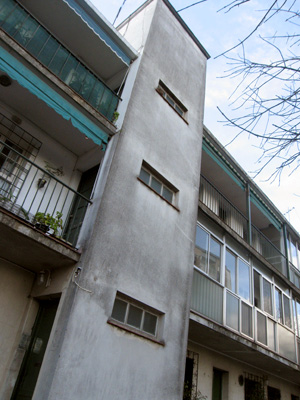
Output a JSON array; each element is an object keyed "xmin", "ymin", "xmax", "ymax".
[
  {"xmin": 200, "ymin": 175, "xmax": 288, "ymax": 279},
  {"xmin": 0, "ymin": 139, "xmax": 92, "ymax": 247},
  {"xmin": 191, "ymin": 269, "xmax": 298, "ymax": 364},
  {"xmin": 0, "ymin": 0, "xmax": 119, "ymax": 122}
]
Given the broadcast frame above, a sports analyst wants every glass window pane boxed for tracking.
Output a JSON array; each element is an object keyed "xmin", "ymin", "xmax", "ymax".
[
  {"xmin": 226, "ymin": 292, "xmax": 239, "ymax": 331},
  {"xmin": 267, "ymin": 318, "xmax": 276, "ymax": 350},
  {"xmin": 139, "ymin": 168, "xmax": 150, "ymax": 185},
  {"xmin": 241, "ymin": 302, "xmax": 252, "ymax": 337},
  {"xmin": 238, "ymin": 260, "xmax": 250, "ymax": 301},
  {"xmin": 257, "ymin": 311, "xmax": 267, "ymax": 345},
  {"xmin": 283, "ymin": 295, "xmax": 292, "ymax": 328},
  {"xmin": 111, "ymin": 298, "xmax": 127, "ymax": 323},
  {"xmin": 162, "ymin": 186, "xmax": 173, "ymax": 203},
  {"xmin": 142, "ymin": 312, "xmax": 157, "ymax": 335},
  {"xmin": 275, "ymin": 289, "xmax": 283, "ymax": 324},
  {"xmin": 263, "ymin": 278, "xmax": 272, "ymax": 315},
  {"xmin": 150, "ymin": 176, "xmax": 162, "ymax": 194},
  {"xmin": 59, "ymin": 55, "xmax": 79, "ymax": 83},
  {"xmin": 127, "ymin": 305, "xmax": 143, "ymax": 329},
  {"xmin": 253, "ymin": 270, "xmax": 261, "ymax": 309},
  {"xmin": 194, "ymin": 226, "xmax": 209, "ymax": 272},
  {"xmin": 290, "ymin": 240, "xmax": 298, "ymax": 268},
  {"xmin": 175, "ymin": 104, "xmax": 184, "ymax": 116},
  {"xmin": 225, "ymin": 250, "xmax": 236, "ymax": 292},
  {"xmin": 209, "ymin": 237, "xmax": 221, "ymax": 282}
]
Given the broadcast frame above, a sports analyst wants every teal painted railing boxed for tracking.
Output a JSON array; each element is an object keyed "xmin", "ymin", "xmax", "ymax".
[{"xmin": 0, "ymin": 0, "xmax": 119, "ymax": 122}]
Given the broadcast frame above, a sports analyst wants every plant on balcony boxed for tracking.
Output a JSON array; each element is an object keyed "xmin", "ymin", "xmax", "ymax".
[{"xmin": 34, "ymin": 211, "xmax": 63, "ymax": 236}]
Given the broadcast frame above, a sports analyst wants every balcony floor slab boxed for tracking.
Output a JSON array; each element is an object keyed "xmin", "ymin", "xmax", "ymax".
[{"xmin": 0, "ymin": 208, "xmax": 80, "ymax": 272}]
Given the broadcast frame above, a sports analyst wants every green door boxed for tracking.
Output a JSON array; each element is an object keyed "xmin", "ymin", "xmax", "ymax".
[
  {"xmin": 63, "ymin": 164, "xmax": 99, "ymax": 245},
  {"xmin": 11, "ymin": 299, "xmax": 59, "ymax": 400}
]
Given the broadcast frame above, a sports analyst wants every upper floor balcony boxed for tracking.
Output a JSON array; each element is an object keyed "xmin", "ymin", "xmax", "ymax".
[{"xmin": 0, "ymin": 0, "xmax": 123, "ymax": 122}]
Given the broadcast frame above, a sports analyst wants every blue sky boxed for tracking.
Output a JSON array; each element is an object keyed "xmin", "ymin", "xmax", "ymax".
[{"xmin": 90, "ymin": 0, "xmax": 300, "ymax": 232}]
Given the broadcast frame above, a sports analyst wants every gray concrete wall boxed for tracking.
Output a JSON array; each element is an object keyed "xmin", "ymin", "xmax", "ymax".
[{"xmin": 34, "ymin": 1, "xmax": 207, "ymax": 399}]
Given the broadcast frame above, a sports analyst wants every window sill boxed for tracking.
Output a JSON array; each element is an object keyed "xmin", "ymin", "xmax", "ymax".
[
  {"xmin": 107, "ymin": 318, "xmax": 165, "ymax": 346},
  {"xmin": 137, "ymin": 177, "xmax": 180, "ymax": 212}
]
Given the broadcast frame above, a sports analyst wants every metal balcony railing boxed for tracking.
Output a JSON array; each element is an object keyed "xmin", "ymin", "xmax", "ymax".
[
  {"xmin": 0, "ymin": 0, "xmax": 120, "ymax": 122},
  {"xmin": 200, "ymin": 175, "xmax": 288, "ymax": 278},
  {"xmin": 0, "ymin": 139, "xmax": 92, "ymax": 247}
]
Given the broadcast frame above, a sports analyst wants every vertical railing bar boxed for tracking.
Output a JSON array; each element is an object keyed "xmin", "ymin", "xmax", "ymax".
[{"xmin": 44, "ymin": 180, "xmax": 58, "ymax": 215}]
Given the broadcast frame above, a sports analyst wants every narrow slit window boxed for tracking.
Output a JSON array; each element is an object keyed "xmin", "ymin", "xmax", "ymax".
[
  {"xmin": 157, "ymin": 80, "xmax": 187, "ymax": 119},
  {"xmin": 138, "ymin": 161, "xmax": 178, "ymax": 206},
  {"xmin": 110, "ymin": 294, "xmax": 162, "ymax": 340}
]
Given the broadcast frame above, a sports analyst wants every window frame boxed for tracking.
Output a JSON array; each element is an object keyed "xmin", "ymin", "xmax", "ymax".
[
  {"xmin": 156, "ymin": 80, "xmax": 188, "ymax": 121},
  {"xmin": 138, "ymin": 161, "xmax": 179, "ymax": 210},
  {"xmin": 194, "ymin": 225, "xmax": 223, "ymax": 283},
  {"xmin": 108, "ymin": 292, "xmax": 165, "ymax": 345}
]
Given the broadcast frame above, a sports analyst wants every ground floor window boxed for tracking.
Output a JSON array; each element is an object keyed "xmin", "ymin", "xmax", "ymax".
[
  {"xmin": 268, "ymin": 386, "xmax": 281, "ymax": 400},
  {"xmin": 244, "ymin": 373, "xmax": 265, "ymax": 400}
]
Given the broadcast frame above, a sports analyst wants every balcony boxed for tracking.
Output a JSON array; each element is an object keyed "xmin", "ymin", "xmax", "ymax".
[
  {"xmin": 190, "ymin": 269, "xmax": 300, "ymax": 383},
  {"xmin": 0, "ymin": 136, "xmax": 92, "ymax": 245},
  {"xmin": 0, "ymin": 0, "xmax": 120, "ymax": 122},
  {"xmin": 200, "ymin": 175, "xmax": 289, "ymax": 280}
]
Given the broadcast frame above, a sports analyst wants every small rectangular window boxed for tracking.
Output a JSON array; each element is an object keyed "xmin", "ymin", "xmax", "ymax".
[
  {"xmin": 156, "ymin": 80, "xmax": 187, "ymax": 119},
  {"xmin": 138, "ymin": 161, "xmax": 178, "ymax": 207},
  {"xmin": 110, "ymin": 293, "xmax": 163, "ymax": 341}
]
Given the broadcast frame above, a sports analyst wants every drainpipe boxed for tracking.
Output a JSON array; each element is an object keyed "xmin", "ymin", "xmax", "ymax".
[
  {"xmin": 246, "ymin": 183, "xmax": 252, "ymax": 246},
  {"xmin": 282, "ymin": 223, "xmax": 290, "ymax": 281}
]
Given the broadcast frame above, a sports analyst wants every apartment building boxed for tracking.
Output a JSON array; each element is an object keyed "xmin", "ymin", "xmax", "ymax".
[
  {"xmin": 0, "ymin": 0, "xmax": 299, "ymax": 399},
  {"xmin": 188, "ymin": 127, "xmax": 300, "ymax": 399}
]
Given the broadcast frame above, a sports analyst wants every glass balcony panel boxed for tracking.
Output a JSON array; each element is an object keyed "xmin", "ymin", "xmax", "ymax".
[
  {"xmin": 257, "ymin": 311, "xmax": 267, "ymax": 345},
  {"xmin": 13, "ymin": 15, "xmax": 39, "ymax": 47},
  {"xmin": 26, "ymin": 26, "xmax": 50, "ymax": 57},
  {"xmin": 78, "ymin": 72, "xmax": 97, "ymax": 101},
  {"xmin": 48, "ymin": 46, "xmax": 69, "ymax": 76},
  {"xmin": 97, "ymin": 90, "xmax": 113, "ymax": 116},
  {"xmin": 107, "ymin": 95, "xmax": 119, "ymax": 121},
  {"xmin": 0, "ymin": 1, "xmax": 17, "ymax": 25},
  {"xmin": 59, "ymin": 55, "xmax": 79, "ymax": 83},
  {"xmin": 278, "ymin": 324, "xmax": 296, "ymax": 362},
  {"xmin": 238, "ymin": 259, "xmax": 250, "ymax": 302},
  {"xmin": 226, "ymin": 291, "xmax": 239, "ymax": 331},
  {"xmin": 195, "ymin": 226, "xmax": 209, "ymax": 272},
  {"xmin": 241, "ymin": 302, "xmax": 252, "ymax": 337},
  {"xmin": 263, "ymin": 278, "xmax": 272, "ymax": 315},
  {"xmin": 283, "ymin": 295, "xmax": 292, "ymax": 328},
  {"xmin": 68, "ymin": 63, "xmax": 87, "ymax": 93},
  {"xmin": 225, "ymin": 250, "xmax": 236, "ymax": 292},
  {"xmin": 38, "ymin": 36, "xmax": 60, "ymax": 67},
  {"xmin": 209, "ymin": 237, "xmax": 221, "ymax": 282},
  {"xmin": 89, "ymin": 81, "xmax": 105, "ymax": 109},
  {"xmin": 1, "ymin": 0, "xmax": 119, "ymax": 121},
  {"xmin": 267, "ymin": 318, "xmax": 276, "ymax": 350},
  {"xmin": 1, "ymin": 5, "xmax": 27, "ymax": 36}
]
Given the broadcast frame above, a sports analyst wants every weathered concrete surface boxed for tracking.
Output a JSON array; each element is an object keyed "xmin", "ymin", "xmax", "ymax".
[{"xmin": 34, "ymin": 1, "xmax": 207, "ymax": 399}]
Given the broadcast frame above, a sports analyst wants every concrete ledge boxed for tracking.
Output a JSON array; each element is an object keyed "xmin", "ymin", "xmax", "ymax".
[{"xmin": 0, "ymin": 209, "xmax": 80, "ymax": 272}]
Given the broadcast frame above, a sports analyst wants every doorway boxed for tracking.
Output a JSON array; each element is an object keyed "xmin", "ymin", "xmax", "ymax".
[{"xmin": 11, "ymin": 299, "xmax": 59, "ymax": 399}]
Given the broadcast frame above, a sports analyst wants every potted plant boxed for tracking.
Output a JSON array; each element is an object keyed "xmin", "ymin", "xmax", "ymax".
[{"xmin": 34, "ymin": 211, "xmax": 63, "ymax": 236}]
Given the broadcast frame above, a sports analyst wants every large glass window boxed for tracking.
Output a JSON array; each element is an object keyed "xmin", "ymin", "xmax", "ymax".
[
  {"xmin": 195, "ymin": 226, "xmax": 221, "ymax": 282},
  {"xmin": 239, "ymin": 260, "xmax": 250, "ymax": 301}
]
